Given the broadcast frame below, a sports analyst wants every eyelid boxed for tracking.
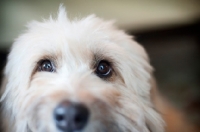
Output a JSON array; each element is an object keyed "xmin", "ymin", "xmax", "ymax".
[{"xmin": 102, "ymin": 68, "xmax": 111, "ymax": 76}]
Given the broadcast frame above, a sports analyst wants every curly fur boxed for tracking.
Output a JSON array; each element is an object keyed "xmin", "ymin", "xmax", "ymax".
[{"xmin": 0, "ymin": 5, "xmax": 164, "ymax": 132}]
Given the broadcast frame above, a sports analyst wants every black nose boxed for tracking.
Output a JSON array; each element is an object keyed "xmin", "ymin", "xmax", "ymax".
[{"xmin": 54, "ymin": 101, "xmax": 89, "ymax": 132}]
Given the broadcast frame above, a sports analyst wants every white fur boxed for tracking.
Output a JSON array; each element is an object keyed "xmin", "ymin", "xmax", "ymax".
[{"xmin": 1, "ymin": 5, "xmax": 164, "ymax": 132}]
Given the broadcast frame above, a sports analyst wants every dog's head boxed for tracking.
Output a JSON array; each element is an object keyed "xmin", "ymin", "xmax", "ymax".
[{"xmin": 1, "ymin": 6, "xmax": 164, "ymax": 132}]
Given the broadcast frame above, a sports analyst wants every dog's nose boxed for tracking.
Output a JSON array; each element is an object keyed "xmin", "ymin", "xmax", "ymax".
[{"xmin": 54, "ymin": 101, "xmax": 89, "ymax": 132}]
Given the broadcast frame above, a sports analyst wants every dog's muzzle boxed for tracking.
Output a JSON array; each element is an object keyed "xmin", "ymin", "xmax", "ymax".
[{"xmin": 54, "ymin": 100, "xmax": 90, "ymax": 132}]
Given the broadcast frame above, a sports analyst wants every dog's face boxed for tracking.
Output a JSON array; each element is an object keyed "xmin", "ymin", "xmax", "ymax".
[{"xmin": 1, "ymin": 7, "xmax": 164, "ymax": 132}]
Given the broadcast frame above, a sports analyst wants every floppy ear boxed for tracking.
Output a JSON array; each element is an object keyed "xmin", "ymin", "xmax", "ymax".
[
  {"xmin": 118, "ymin": 38, "xmax": 165, "ymax": 131},
  {"xmin": 115, "ymin": 42, "xmax": 164, "ymax": 131}
]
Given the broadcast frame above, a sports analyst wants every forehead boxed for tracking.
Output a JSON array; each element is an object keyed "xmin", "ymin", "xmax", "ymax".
[
  {"xmin": 21, "ymin": 18, "xmax": 126, "ymax": 62},
  {"xmin": 12, "ymin": 14, "xmax": 147, "ymax": 68}
]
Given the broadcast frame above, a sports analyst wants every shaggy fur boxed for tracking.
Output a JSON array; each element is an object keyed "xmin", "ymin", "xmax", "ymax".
[{"xmin": 0, "ymin": 6, "xmax": 164, "ymax": 132}]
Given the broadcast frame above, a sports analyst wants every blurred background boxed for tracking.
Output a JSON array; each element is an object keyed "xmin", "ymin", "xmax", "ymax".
[{"xmin": 0, "ymin": 0, "xmax": 199, "ymax": 132}]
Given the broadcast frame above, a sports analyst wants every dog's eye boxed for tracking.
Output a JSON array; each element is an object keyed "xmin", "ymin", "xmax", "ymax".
[
  {"xmin": 39, "ymin": 60, "xmax": 54, "ymax": 72},
  {"xmin": 95, "ymin": 60, "xmax": 112, "ymax": 78}
]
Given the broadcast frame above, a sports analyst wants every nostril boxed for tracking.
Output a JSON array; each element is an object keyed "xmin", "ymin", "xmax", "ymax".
[
  {"xmin": 54, "ymin": 106, "xmax": 67, "ymax": 122},
  {"xmin": 54, "ymin": 101, "xmax": 89, "ymax": 132},
  {"xmin": 73, "ymin": 104, "xmax": 89, "ymax": 129},
  {"xmin": 74, "ymin": 114, "xmax": 83, "ymax": 124},
  {"xmin": 55, "ymin": 113, "xmax": 64, "ymax": 122}
]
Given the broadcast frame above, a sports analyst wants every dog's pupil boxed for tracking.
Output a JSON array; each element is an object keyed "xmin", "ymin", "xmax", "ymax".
[
  {"xmin": 44, "ymin": 63, "xmax": 51, "ymax": 69},
  {"xmin": 99, "ymin": 64, "xmax": 107, "ymax": 73},
  {"xmin": 41, "ymin": 60, "xmax": 52, "ymax": 71},
  {"xmin": 98, "ymin": 62, "xmax": 109, "ymax": 74}
]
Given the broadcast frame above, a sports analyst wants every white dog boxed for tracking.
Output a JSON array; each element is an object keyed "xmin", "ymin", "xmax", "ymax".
[{"xmin": 0, "ymin": 6, "xmax": 164, "ymax": 132}]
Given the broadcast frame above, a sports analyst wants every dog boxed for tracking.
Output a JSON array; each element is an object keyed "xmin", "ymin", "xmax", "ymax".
[{"xmin": 0, "ymin": 6, "xmax": 164, "ymax": 132}]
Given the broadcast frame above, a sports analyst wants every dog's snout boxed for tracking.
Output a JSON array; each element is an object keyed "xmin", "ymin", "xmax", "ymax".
[{"xmin": 54, "ymin": 101, "xmax": 89, "ymax": 132}]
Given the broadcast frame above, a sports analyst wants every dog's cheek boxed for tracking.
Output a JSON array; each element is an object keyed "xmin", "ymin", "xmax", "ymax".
[
  {"xmin": 100, "ymin": 88, "xmax": 121, "ymax": 107},
  {"xmin": 27, "ymin": 98, "xmax": 59, "ymax": 132}
]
